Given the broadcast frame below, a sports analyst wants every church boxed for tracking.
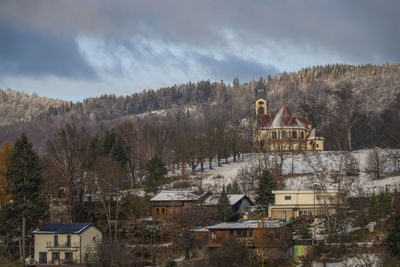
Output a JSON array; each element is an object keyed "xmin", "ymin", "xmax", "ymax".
[{"xmin": 253, "ymin": 80, "xmax": 324, "ymax": 151}]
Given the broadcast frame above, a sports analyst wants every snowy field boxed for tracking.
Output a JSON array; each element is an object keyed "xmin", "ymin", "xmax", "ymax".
[{"xmin": 188, "ymin": 149, "xmax": 400, "ymax": 195}]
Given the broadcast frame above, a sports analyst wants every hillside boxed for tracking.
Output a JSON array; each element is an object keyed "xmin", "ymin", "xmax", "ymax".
[
  {"xmin": 0, "ymin": 88, "xmax": 71, "ymax": 126},
  {"xmin": 1, "ymin": 63, "xmax": 400, "ymax": 149},
  {"xmin": 189, "ymin": 150, "xmax": 400, "ymax": 196}
]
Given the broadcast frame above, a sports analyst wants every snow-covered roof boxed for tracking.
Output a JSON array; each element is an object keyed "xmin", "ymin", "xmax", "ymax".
[
  {"xmin": 269, "ymin": 105, "xmax": 307, "ymax": 129},
  {"xmin": 207, "ymin": 220, "xmax": 260, "ymax": 230},
  {"xmin": 194, "ymin": 227, "xmax": 209, "ymax": 232},
  {"xmin": 307, "ymin": 128, "xmax": 325, "ymax": 140},
  {"xmin": 203, "ymin": 194, "xmax": 252, "ymax": 206},
  {"xmin": 206, "ymin": 219, "xmax": 288, "ymax": 230},
  {"xmin": 151, "ymin": 190, "xmax": 199, "ymax": 202}
]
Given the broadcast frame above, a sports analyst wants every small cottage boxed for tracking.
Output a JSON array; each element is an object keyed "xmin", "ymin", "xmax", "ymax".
[{"xmin": 33, "ymin": 222, "xmax": 102, "ymax": 265}]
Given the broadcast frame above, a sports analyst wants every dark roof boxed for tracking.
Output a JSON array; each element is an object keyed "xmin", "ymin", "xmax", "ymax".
[
  {"xmin": 33, "ymin": 223, "xmax": 93, "ymax": 234},
  {"xmin": 255, "ymin": 80, "xmax": 267, "ymax": 99}
]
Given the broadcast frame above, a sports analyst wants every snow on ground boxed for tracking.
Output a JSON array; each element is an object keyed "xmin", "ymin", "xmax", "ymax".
[{"xmin": 188, "ymin": 149, "xmax": 400, "ymax": 195}]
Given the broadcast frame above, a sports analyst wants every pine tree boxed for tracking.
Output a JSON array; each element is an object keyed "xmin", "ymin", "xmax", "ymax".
[
  {"xmin": 4, "ymin": 133, "xmax": 45, "ymax": 261},
  {"xmin": 144, "ymin": 155, "xmax": 168, "ymax": 193},
  {"xmin": 256, "ymin": 170, "xmax": 277, "ymax": 205},
  {"xmin": 217, "ymin": 188, "xmax": 234, "ymax": 222},
  {"xmin": 386, "ymin": 209, "xmax": 400, "ymax": 261},
  {"xmin": 0, "ymin": 142, "xmax": 12, "ymax": 204}
]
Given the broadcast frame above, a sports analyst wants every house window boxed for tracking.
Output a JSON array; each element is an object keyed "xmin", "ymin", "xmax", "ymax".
[
  {"xmin": 282, "ymin": 131, "xmax": 287, "ymax": 138},
  {"xmin": 51, "ymin": 252, "xmax": 60, "ymax": 263},
  {"xmin": 203, "ymin": 235, "xmax": 208, "ymax": 240},
  {"xmin": 211, "ymin": 231, "xmax": 216, "ymax": 240},
  {"xmin": 249, "ymin": 230, "xmax": 253, "ymax": 238},
  {"xmin": 284, "ymin": 196, "xmax": 291, "ymax": 200},
  {"xmin": 156, "ymin": 208, "xmax": 159, "ymax": 214},
  {"xmin": 316, "ymin": 144, "xmax": 319, "ymax": 148},
  {"xmin": 229, "ymin": 230, "xmax": 234, "ymax": 237},
  {"xmin": 272, "ymin": 131, "xmax": 277, "ymax": 139},
  {"xmin": 292, "ymin": 131, "xmax": 297, "ymax": 139},
  {"xmin": 66, "ymin": 235, "xmax": 71, "ymax": 247},
  {"xmin": 301, "ymin": 132, "xmax": 304, "ymax": 139},
  {"xmin": 54, "ymin": 235, "xmax": 58, "ymax": 248},
  {"xmin": 236, "ymin": 230, "xmax": 247, "ymax": 238},
  {"xmin": 65, "ymin": 252, "xmax": 73, "ymax": 263},
  {"xmin": 300, "ymin": 210, "xmax": 313, "ymax": 216},
  {"xmin": 162, "ymin": 208, "xmax": 165, "ymax": 214},
  {"xmin": 39, "ymin": 252, "xmax": 47, "ymax": 264},
  {"xmin": 316, "ymin": 195, "xmax": 328, "ymax": 201}
]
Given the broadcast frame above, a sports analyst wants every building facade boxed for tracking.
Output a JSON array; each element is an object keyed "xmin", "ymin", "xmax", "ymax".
[
  {"xmin": 268, "ymin": 190, "xmax": 339, "ymax": 220},
  {"xmin": 253, "ymin": 80, "xmax": 324, "ymax": 151},
  {"xmin": 33, "ymin": 223, "xmax": 102, "ymax": 265}
]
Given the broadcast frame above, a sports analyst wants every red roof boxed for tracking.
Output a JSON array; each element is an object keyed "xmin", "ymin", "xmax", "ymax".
[
  {"xmin": 297, "ymin": 117, "xmax": 312, "ymax": 129},
  {"xmin": 258, "ymin": 114, "xmax": 275, "ymax": 128}
]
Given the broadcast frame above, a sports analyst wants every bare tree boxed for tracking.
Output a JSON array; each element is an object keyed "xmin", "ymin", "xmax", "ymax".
[
  {"xmin": 91, "ymin": 157, "xmax": 126, "ymax": 243},
  {"xmin": 330, "ymin": 82, "xmax": 362, "ymax": 152},
  {"xmin": 45, "ymin": 123, "xmax": 91, "ymax": 221},
  {"xmin": 365, "ymin": 147, "xmax": 387, "ymax": 179}
]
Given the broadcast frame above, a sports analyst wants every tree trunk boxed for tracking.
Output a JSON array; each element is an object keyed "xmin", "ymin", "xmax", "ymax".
[
  {"xmin": 208, "ymin": 159, "xmax": 212, "ymax": 170},
  {"xmin": 181, "ymin": 162, "xmax": 186, "ymax": 176},
  {"xmin": 200, "ymin": 161, "xmax": 204, "ymax": 172},
  {"xmin": 347, "ymin": 127, "xmax": 352, "ymax": 152},
  {"xmin": 22, "ymin": 216, "xmax": 26, "ymax": 262}
]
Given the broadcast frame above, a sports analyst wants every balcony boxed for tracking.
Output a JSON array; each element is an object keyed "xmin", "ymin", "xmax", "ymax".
[{"xmin": 46, "ymin": 241, "xmax": 80, "ymax": 251}]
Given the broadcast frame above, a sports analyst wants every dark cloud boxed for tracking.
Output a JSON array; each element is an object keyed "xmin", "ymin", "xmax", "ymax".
[
  {"xmin": 0, "ymin": 24, "xmax": 96, "ymax": 79},
  {"xmin": 1, "ymin": 0, "xmax": 399, "ymax": 63},
  {"xmin": 0, "ymin": 0, "xmax": 399, "ymax": 99}
]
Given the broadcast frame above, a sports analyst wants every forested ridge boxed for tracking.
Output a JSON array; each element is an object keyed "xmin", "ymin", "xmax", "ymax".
[{"xmin": 1, "ymin": 63, "xmax": 400, "ymax": 150}]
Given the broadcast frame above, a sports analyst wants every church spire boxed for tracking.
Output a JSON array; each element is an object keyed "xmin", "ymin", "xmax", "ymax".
[{"xmin": 254, "ymin": 78, "xmax": 267, "ymax": 99}]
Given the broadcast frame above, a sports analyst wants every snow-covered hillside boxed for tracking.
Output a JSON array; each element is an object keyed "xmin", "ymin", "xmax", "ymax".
[{"xmin": 189, "ymin": 149, "xmax": 400, "ymax": 195}]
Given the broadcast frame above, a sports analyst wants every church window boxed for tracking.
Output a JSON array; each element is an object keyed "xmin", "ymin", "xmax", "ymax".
[
  {"xmin": 272, "ymin": 131, "xmax": 277, "ymax": 139},
  {"xmin": 282, "ymin": 131, "xmax": 287, "ymax": 138},
  {"xmin": 258, "ymin": 107, "xmax": 265, "ymax": 115},
  {"xmin": 292, "ymin": 131, "xmax": 297, "ymax": 139},
  {"xmin": 301, "ymin": 132, "xmax": 304, "ymax": 139}
]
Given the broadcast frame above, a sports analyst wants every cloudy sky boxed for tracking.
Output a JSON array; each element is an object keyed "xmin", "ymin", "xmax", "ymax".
[{"xmin": 0, "ymin": 0, "xmax": 399, "ymax": 101}]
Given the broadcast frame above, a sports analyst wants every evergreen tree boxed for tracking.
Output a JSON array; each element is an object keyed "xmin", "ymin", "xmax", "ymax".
[
  {"xmin": 3, "ymin": 133, "xmax": 45, "ymax": 261},
  {"xmin": 226, "ymin": 181, "xmax": 241, "ymax": 194},
  {"xmin": 0, "ymin": 142, "xmax": 12, "ymax": 204},
  {"xmin": 101, "ymin": 130, "xmax": 127, "ymax": 165},
  {"xmin": 144, "ymin": 155, "xmax": 168, "ymax": 193},
  {"xmin": 386, "ymin": 209, "xmax": 400, "ymax": 262},
  {"xmin": 217, "ymin": 188, "xmax": 234, "ymax": 222},
  {"xmin": 256, "ymin": 170, "xmax": 277, "ymax": 205}
]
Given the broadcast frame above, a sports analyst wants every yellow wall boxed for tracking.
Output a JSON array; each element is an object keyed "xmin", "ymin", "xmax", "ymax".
[
  {"xmin": 268, "ymin": 190, "xmax": 338, "ymax": 219},
  {"xmin": 81, "ymin": 226, "xmax": 102, "ymax": 263},
  {"xmin": 34, "ymin": 226, "xmax": 102, "ymax": 264},
  {"xmin": 254, "ymin": 98, "xmax": 268, "ymax": 115}
]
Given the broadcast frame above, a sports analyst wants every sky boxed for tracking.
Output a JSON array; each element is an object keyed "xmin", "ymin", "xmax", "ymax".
[{"xmin": 0, "ymin": 0, "xmax": 399, "ymax": 101}]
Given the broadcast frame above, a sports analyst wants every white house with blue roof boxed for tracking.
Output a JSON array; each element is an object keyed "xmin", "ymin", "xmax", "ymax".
[{"xmin": 32, "ymin": 222, "xmax": 102, "ymax": 265}]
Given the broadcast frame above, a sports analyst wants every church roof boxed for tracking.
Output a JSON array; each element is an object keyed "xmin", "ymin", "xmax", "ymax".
[
  {"xmin": 307, "ymin": 128, "xmax": 325, "ymax": 140},
  {"xmin": 257, "ymin": 114, "xmax": 275, "ymax": 128},
  {"xmin": 269, "ymin": 105, "xmax": 307, "ymax": 129},
  {"xmin": 254, "ymin": 80, "xmax": 267, "ymax": 99},
  {"xmin": 297, "ymin": 117, "xmax": 312, "ymax": 130}
]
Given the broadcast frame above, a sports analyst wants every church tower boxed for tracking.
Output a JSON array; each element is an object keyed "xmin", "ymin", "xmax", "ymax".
[{"xmin": 254, "ymin": 79, "xmax": 268, "ymax": 116}]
